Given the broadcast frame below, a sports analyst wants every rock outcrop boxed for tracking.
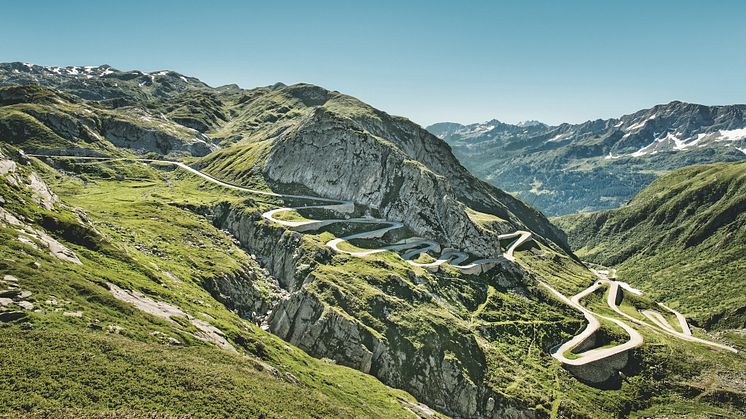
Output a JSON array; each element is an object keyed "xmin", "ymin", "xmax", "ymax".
[
  {"xmin": 201, "ymin": 201, "xmax": 535, "ymax": 418},
  {"xmin": 0, "ymin": 84, "xmax": 217, "ymax": 157},
  {"xmin": 100, "ymin": 115, "xmax": 217, "ymax": 157},
  {"xmin": 264, "ymin": 107, "xmax": 569, "ymax": 258},
  {"xmin": 0, "ymin": 149, "xmax": 81, "ymax": 264}
]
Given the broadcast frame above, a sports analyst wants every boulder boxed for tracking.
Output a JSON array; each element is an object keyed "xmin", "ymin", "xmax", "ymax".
[{"xmin": 0, "ymin": 311, "xmax": 27, "ymax": 322}]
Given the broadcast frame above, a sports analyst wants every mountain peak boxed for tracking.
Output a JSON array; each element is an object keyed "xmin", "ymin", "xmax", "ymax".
[{"xmin": 281, "ymin": 83, "xmax": 330, "ymax": 106}]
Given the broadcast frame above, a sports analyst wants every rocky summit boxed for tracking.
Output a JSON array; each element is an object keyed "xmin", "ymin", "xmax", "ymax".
[{"xmin": 1, "ymin": 63, "xmax": 745, "ymax": 418}]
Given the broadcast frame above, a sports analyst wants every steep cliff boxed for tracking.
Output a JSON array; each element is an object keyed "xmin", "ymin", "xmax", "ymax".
[
  {"xmin": 198, "ymin": 84, "xmax": 571, "ymax": 259},
  {"xmin": 202, "ymin": 200, "xmax": 581, "ymax": 418},
  {"xmin": 0, "ymin": 145, "xmax": 429, "ymax": 417}
]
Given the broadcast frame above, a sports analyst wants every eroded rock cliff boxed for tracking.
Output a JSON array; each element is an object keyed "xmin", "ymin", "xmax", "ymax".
[{"xmin": 198, "ymin": 201, "xmax": 538, "ymax": 418}]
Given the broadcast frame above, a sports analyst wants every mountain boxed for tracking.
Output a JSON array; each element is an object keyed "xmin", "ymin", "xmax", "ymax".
[
  {"xmin": 0, "ymin": 62, "xmax": 213, "ymax": 102},
  {"xmin": 0, "ymin": 145, "xmax": 426, "ymax": 417},
  {"xmin": 553, "ymin": 161, "xmax": 746, "ymax": 330},
  {"xmin": 0, "ymin": 63, "xmax": 572, "ymax": 258},
  {"xmin": 195, "ymin": 84, "xmax": 571, "ymax": 259},
  {"xmin": 428, "ymin": 119, "xmax": 549, "ymax": 144},
  {"xmin": 0, "ymin": 84, "xmax": 217, "ymax": 157},
  {"xmin": 428, "ymin": 102, "xmax": 746, "ymax": 215},
  {"xmin": 1, "ymin": 63, "xmax": 745, "ymax": 418}
]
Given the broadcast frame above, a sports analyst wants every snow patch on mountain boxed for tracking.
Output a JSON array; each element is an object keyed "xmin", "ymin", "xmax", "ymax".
[
  {"xmin": 631, "ymin": 140, "xmax": 658, "ymax": 157},
  {"xmin": 2, "ymin": 63, "xmax": 193, "ymax": 86},
  {"xmin": 670, "ymin": 133, "xmax": 689, "ymax": 150},
  {"xmin": 625, "ymin": 114, "xmax": 657, "ymax": 132},
  {"xmin": 605, "ymin": 152, "xmax": 622, "ymax": 160},
  {"xmin": 719, "ymin": 127, "xmax": 746, "ymax": 141},
  {"xmin": 549, "ymin": 132, "xmax": 573, "ymax": 142},
  {"xmin": 468, "ymin": 124, "xmax": 494, "ymax": 135}
]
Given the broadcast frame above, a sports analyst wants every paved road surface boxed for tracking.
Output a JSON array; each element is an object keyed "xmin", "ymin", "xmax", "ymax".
[{"xmin": 541, "ymin": 273, "xmax": 736, "ymax": 366}]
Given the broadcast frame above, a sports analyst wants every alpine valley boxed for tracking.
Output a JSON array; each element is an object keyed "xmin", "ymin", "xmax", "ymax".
[{"xmin": 1, "ymin": 62, "xmax": 744, "ymax": 418}]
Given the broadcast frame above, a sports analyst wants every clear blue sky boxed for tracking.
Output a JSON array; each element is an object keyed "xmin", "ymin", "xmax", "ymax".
[{"xmin": 2, "ymin": 0, "xmax": 745, "ymax": 126}]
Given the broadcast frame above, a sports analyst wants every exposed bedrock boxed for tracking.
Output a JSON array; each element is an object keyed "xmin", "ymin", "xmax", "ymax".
[
  {"xmin": 100, "ymin": 117, "xmax": 217, "ymax": 157},
  {"xmin": 196, "ymin": 201, "xmax": 534, "ymax": 418},
  {"xmin": 200, "ymin": 265, "xmax": 274, "ymax": 321},
  {"xmin": 263, "ymin": 108, "xmax": 569, "ymax": 259}
]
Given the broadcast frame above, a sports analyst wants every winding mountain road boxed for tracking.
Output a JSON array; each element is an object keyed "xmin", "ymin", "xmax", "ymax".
[
  {"xmin": 539, "ymin": 279, "xmax": 644, "ymax": 366},
  {"xmin": 261, "ymin": 192, "xmax": 532, "ymax": 274},
  {"xmin": 32, "ymin": 155, "xmax": 529, "ymax": 273},
  {"xmin": 32, "ymin": 154, "xmax": 737, "ymax": 367},
  {"xmin": 541, "ymin": 272, "xmax": 737, "ymax": 366}
]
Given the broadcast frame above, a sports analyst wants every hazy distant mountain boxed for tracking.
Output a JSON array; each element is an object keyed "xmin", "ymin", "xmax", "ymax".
[
  {"xmin": 428, "ymin": 119, "xmax": 549, "ymax": 143},
  {"xmin": 0, "ymin": 62, "xmax": 213, "ymax": 101},
  {"xmin": 429, "ymin": 102, "xmax": 746, "ymax": 215}
]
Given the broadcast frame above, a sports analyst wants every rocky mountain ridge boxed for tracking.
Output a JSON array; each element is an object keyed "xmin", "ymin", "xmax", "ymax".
[
  {"xmin": 0, "ymin": 62, "xmax": 212, "ymax": 101},
  {"xmin": 429, "ymin": 101, "xmax": 746, "ymax": 215}
]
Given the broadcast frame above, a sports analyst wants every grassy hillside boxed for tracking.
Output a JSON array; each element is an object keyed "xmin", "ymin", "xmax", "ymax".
[
  {"xmin": 0, "ymin": 146, "xmax": 427, "ymax": 417},
  {"xmin": 0, "ymin": 78, "xmax": 574, "ymax": 259},
  {"xmin": 0, "ymin": 84, "xmax": 215, "ymax": 157},
  {"xmin": 554, "ymin": 161, "xmax": 746, "ymax": 329},
  {"xmin": 2, "ymin": 147, "xmax": 745, "ymax": 417}
]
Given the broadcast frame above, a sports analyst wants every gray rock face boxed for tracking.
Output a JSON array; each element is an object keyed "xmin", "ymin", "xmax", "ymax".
[
  {"xmin": 565, "ymin": 351, "xmax": 630, "ymax": 388},
  {"xmin": 264, "ymin": 271, "xmax": 530, "ymax": 418},
  {"xmin": 207, "ymin": 203, "xmax": 317, "ymax": 292},
  {"xmin": 200, "ymin": 264, "xmax": 275, "ymax": 321},
  {"xmin": 100, "ymin": 117, "xmax": 217, "ymax": 157},
  {"xmin": 0, "ymin": 152, "xmax": 82, "ymax": 265},
  {"xmin": 269, "ymin": 292, "xmax": 380, "ymax": 374},
  {"xmin": 264, "ymin": 108, "xmax": 568, "ymax": 258},
  {"xmin": 202, "ymin": 202, "xmax": 534, "ymax": 419}
]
